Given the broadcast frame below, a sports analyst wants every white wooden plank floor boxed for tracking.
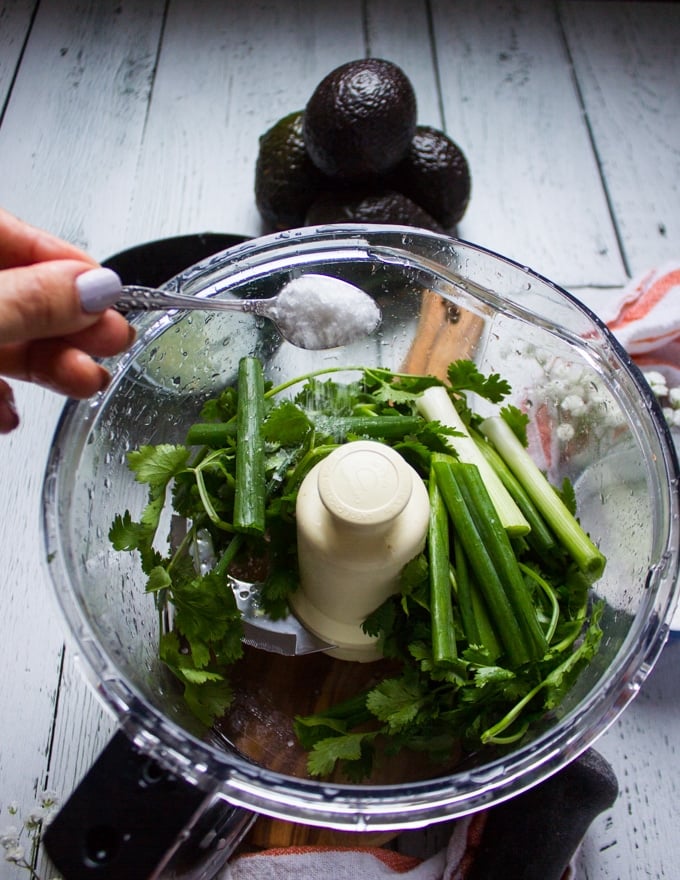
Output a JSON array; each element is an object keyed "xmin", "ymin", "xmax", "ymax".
[{"xmin": 0, "ymin": 2, "xmax": 678, "ymax": 878}]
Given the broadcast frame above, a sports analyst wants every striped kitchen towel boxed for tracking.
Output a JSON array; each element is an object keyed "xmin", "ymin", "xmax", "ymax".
[{"xmin": 578, "ymin": 261, "xmax": 680, "ymax": 424}]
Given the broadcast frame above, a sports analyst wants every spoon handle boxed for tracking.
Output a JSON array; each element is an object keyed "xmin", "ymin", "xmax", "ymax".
[{"xmin": 118, "ymin": 285, "xmax": 259, "ymax": 314}]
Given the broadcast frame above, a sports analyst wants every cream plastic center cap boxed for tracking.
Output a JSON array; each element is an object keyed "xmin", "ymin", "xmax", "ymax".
[
  {"xmin": 292, "ymin": 440, "xmax": 430, "ymax": 662},
  {"xmin": 318, "ymin": 442, "xmax": 413, "ymax": 527}
]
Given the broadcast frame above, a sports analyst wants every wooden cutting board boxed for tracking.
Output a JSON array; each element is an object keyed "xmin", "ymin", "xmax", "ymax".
[{"xmin": 221, "ymin": 645, "xmax": 462, "ymax": 849}]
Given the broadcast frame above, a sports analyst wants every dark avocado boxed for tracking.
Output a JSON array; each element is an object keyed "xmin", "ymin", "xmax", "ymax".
[
  {"xmin": 302, "ymin": 59, "xmax": 417, "ymax": 180},
  {"xmin": 254, "ymin": 110, "xmax": 328, "ymax": 231},
  {"xmin": 388, "ymin": 125, "xmax": 471, "ymax": 229},
  {"xmin": 305, "ymin": 187, "xmax": 444, "ymax": 232}
]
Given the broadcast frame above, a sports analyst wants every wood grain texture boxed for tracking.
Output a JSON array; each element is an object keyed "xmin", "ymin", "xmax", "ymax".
[
  {"xmin": 0, "ymin": 385, "xmax": 68, "ymax": 880},
  {"xmin": 365, "ymin": 0, "xmax": 442, "ymax": 127},
  {"xmin": 561, "ymin": 1, "xmax": 680, "ymax": 278},
  {"xmin": 431, "ymin": 0, "xmax": 624, "ymax": 290},
  {"xmin": 575, "ymin": 637, "xmax": 680, "ymax": 879},
  {"xmin": 0, "ymin": 1, "xmax": 36, "ymax": 109},
  {"xmin": 0, "ymin": 0, "xmax": 166, "ymax": 256},
  {"xmin": 123, "ymin": 0, "xmax": 366, "ymax": 247}
]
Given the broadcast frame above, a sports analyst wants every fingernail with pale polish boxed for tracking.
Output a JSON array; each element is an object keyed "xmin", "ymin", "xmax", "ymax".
[{"xmin": 77, "ymin": 267, "xmax": 123, "ymax": 314}]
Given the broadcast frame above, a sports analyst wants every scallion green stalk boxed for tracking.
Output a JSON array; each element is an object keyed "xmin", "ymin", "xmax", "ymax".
[
  {"xmin": 432, "ymin": 453, "xmax": 531, "ymax": 667},
  {"xmin": 428, "ymin": 470, "xmax": 458, "ymax": 665},
  {"xmin": 233, "ymin": 356, "xmax": 266, "ymax": 536},
  {"xmin": 481, "ymin": 416, "xmax": 606, "ymax": 581},
  {"xmin": 454, "ymin": 461, "xmax": 547, "ymax": 660}
]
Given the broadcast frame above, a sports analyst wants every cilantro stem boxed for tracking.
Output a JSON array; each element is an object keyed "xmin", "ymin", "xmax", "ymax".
[
  {"xmin": 193, "ymin": 451, "xmax": 235, "ymax": 531},
  {"xmin": 214, "ymin": 533, "xmax": 245, "ymax": 577},
  {"xmin": 481, "ymin": 416, "xmax": 606, "ymax": 581},
  {"xmin": 234, "ymin": 357, "xmax": 266, "ymax": 536},
  {"xmin": 519, "ymin": 562, "xmax": 560, "ymax": 644},
  {"xmin": 428, "ymin": 470, "xmax": 458, "ymax": 665},
  {"xmin": 481, "ymin": 678, "xmax": 545, "ymax": 744},
  {"xmin": 265, "ymin": 365, "xmax": 367, "ymax": 400},
  {"xmin": 283, "ymin": 443, "xmax": 337, "ymax": 495}
]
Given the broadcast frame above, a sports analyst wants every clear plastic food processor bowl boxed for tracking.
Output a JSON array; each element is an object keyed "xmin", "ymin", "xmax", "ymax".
[{"xmin": 42, "ymin": 226, "xmax": 680, "ymax": 832}]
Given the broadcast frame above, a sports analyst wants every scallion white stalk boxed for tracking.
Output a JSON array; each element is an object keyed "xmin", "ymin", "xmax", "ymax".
[{"xmin": 417, "ymin": 386, "xmax": 529, "ymax": 535}]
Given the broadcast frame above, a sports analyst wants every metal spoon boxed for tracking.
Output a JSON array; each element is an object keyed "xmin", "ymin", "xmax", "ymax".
[{"xmin": 84, "ymin": 269, "xmax": 381, "ymax": 350}]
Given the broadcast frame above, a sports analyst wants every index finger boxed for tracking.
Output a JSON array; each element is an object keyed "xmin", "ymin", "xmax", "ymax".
[{"xmin": 0, "ymin": 260, "xmax": 120, "ymax": 345}]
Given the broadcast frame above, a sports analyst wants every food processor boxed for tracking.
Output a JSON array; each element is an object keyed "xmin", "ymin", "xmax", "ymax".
[{"xmin": 41, "ymin": 225, "xmax": 680, "ymax": 878}]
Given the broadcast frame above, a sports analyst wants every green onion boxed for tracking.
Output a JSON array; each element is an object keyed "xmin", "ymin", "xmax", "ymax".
[
  {"xmin": 481, "ymin": 416, "xmax": 606, "ymax": 581},
  {"xmin": 472, "ymin": 429, "xmax": 558, "ymax": 558},
  {"xmin": 233, "ymin": 356, "xmax": 266, "ymax": 536},
  {"xmin": 428, "ymin": 470, "xmax": 458, "ymax": 665},
  {"xmin": 186, "ymin": 421, "xmax": 236, "ymax": 447},
  {"xmin": 454, "ymin": 461, "xmax": 547, "ymax": 660},
  {"xmin": 451, "ymin": 534, "xmax": 479, "ymax": 647},
  {"xmin": 187, "ymin": 414, "xmax": 424, "ymax": 449},
  {"xmin": 417, "ymin": 386, "xmax": 529, "ymax": 536},
  {"xmin": 432, "ymin": 453, "xmax": 532, "ymax": 667},
  {"xmin": 315, "ymin": 414, "xmax": 424, "ymax": 441}
]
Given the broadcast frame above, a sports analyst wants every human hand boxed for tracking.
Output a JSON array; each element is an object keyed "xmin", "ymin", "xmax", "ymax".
[{"xmin": 0, "ymin": 208, "xmax": 133, "ymax": 433}]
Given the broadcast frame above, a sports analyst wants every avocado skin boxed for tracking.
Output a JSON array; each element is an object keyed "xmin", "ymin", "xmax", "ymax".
[
  {"xmin": 388, "ymin": 125, "xmax": 471, "ymax": 229},
  {"xmin": 255, "ymin": 110, "xmax": 328, "ymax": 231},
  {"xmin": 305, "ymin": 188, "xmax": 444, "ymax": 233},
  {"xmin": 303, "ymin": 59, "xmax": 417, "ymax": 181}
]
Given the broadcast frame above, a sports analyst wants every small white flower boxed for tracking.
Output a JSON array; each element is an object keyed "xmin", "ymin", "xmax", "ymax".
[
  {"xmin": 4, "ymin": 843, "xmax": 25, "ymax": 863},
  {"xmin": 668, "ymin": 387, "xmax": 680, "ymax": 409},
  {"xmin": 556, "ymin": 423, "xmax": 576, "ymax": 443},
  {"xmin": 39, "ymin": 791, "xmax": 60, "ymax": 811},
  {"xmin": 24, "ymin": 808, "xmax": 46, "ymax": 831},
  {"xmin": 0, "ymin": 826, "xmax": 20, "ymax": 849},
  {"xmin": 643, "ymin": 371, "xmax": 668, "ymax": 397},
  {"xmin": 560, "ymin": 394, "xmax": 587, "ymax": 417}
]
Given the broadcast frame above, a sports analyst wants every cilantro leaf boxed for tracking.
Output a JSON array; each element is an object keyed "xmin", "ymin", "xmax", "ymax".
[
  {"xmin": 263, "ymin": 401, "xmax": 312, "ymax": 446},
  {"xmin": 447, "ymin": 360, "xmax": 511, "ymax": 402},
  {"xmin": 366, "ymin": 673, "xmax": 428, "ymax": 733},
  {"xmin": 307, "ymin": 731, "xmax": 376, "ymax": 778},
  {"xmin": 559, "ymin": 477, "xmax": 577, "ymax": 516},
  {"xmin": 111, "ymin": 357, "xmax": 605, "ymax": 759},
  {"xmin": 128, "ymin": 444, "xmax": 190, "ymax": 489},
  {"xmin": 146, "ymin": 565, "xmax": 173, "ymax": 593},
  {"xmin": 543, "ymin": 602, "xmax": 603, "ymax": 708},
  {"xmin": 500, "ymin": 405, "xmax": 530, "ymax": 446},
  {"xmin": 183, "ymin": 677, "xmax": 234, "ymax": 727},
  {"xmin": 109, "ymin": 510, "xmax": 150, "ymax": 552},
  {"xmin": 172, "ymin": 570, "xmax": 243, "ymax": 667}
]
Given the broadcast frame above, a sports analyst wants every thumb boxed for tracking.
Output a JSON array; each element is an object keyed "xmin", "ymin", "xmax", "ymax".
[{"xmin": 0, "ymin": 262, "xmax": 122, "ymax": 346}]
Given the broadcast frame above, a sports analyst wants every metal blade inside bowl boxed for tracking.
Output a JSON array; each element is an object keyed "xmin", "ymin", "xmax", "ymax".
[{"xmin": 176, "ymin": 517, "xmax": 334, "ymax": 656}]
